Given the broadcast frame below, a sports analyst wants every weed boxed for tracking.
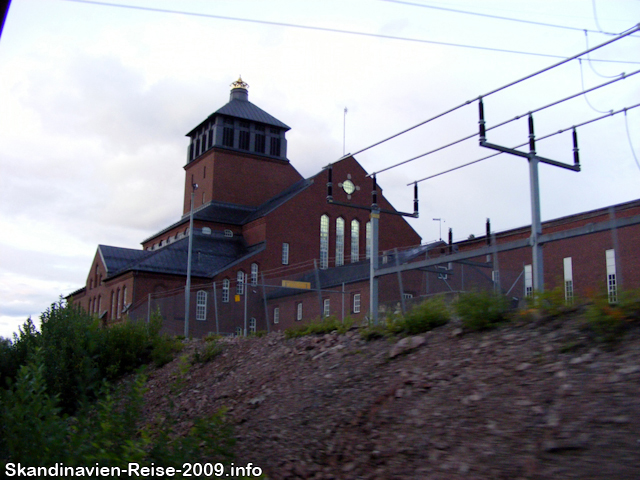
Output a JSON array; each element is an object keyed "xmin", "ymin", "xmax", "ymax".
[
  {"xmin": 402, "ymin": 296, "xmax": 450, "ymax": 334},
  {"xmin": 192, "ymin": 340, "xmax": 223, "ymax": 364},
  {"xmin": 284, "ymin": 315, "xmax": 354, "ymax": 338},
  {"xmin": 456, "ymin": 291, "xmax": 510, "ymax": 331},
  {"xmin": 585, "ymin": 289, "xmax": 640, "ymax": 343}
]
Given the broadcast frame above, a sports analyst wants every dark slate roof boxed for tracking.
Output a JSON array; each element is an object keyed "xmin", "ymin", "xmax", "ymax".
[
  {"xmin": 103, "ymin": 233, "xmax": 264, "ymax": 280},
  {"xmin": 187, "ymin": 99, "xmax": 290, "ymax": 136},
  {"xmin": 100, "ymin": 245, "xmax": 152, "ymax": 276},
  {"xmin": 193, "ymin": 202, "xmax": 257, "ymax": 225},
  {"xmin": 215, "ymin": 99, "xmax": 290, "ymax": 130}
]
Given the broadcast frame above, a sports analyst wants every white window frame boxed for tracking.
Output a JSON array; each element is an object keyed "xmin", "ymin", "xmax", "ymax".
[
  {"xmin": 351, "ymin": 219, "xmax": 360, "ymax": 263},
  {"xmin": 524, "ymin": 264, "xmax": 533, "ymax": 298},
  {"xmin": 282, "ymin": 242, "xmax": 289, "ymax": 265},
  {"xmin": 606, "ymin": 249, "xmax": 617, "ymax": 304},
  {"xmin": 296, "ymin": 302, "xmax": 303, "ymax": 321},
  {"xmin": 222, "ymin": 279, "xmax": 230, "ymax": 303},
  {"xmin": 235, "ymin": 326, "xmax": 243, "ymax": 337},
  {"xmin": 320, "ymin": 214, "xmax": 329, "ymax": 269},
  {"xmin": 563, "ymin": 257, "xmax": 574, "ymax": 304},
  {"xmin": 249, "ymin": 317, "xmax": 257, "ymax": 333},
  {"xmin": 237, "ymin": 271, "xmax": 245, "ymax": 295},
  {"xmin": 323, "ymin": 298, "xmax": 330, "ymax": 317},
  {"xmin": 353, "ymin": 293, "xmax": 361, "ymax": 314},
  {"xmin": 336, "ymin": 217, "xmax": 345, "ymax": 267},
  {"xmin": 251, "ymin": 263, "xmax": 259, "ymax": 287},
  {"xmin": 273, "ymin": 307, "xmax": 280, "ymax": 324},
  {"xmin": 196, "ymin": 290, "xmax": 207, "ymax": 321}
]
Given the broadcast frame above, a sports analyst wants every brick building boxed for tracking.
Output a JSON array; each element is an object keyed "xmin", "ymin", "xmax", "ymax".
[
  {"xmin": 68, "ymin": 78, "xmax": 422, "ymax": 335},
  {"xmin": 69, "ymin": 78, "xmax": 640, "ymax": 336}
]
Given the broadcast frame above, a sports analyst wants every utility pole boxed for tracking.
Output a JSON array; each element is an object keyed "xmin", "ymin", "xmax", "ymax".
[{"xmin": 184, "ymin": 183, "xmax": 198, "ymax": 338}]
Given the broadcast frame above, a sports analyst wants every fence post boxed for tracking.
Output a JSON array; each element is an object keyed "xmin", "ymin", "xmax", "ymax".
[
  {"xmin": 244, "ymin": 278, "xmax": 248, "ymax": 337},
  {"xmin": 341, "ymin": 282, "xmax": 345, "ymax": 323},
  {"xmin": 262, "ymin": 273, "xmax": 270, "ymax": 334},
  {"xmin": 609, "ymin": 206, "xmax": 623, "ymax": 290},
  {"xmin": 395, "ymin": 248, "xmax": 406, "ymax": 314},
  {"xmin": 314, "ymin": 259, "xmax": 323, "ymax": 317},
  {"xmin": 213, "ymin": 281, "xmax": 219, "ymax": 335}
]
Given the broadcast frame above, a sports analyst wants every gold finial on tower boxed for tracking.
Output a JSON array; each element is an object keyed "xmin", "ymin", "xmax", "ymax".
[{"xmin": 231, "ymin": 76, "xmax": 249, "ymax": 90}]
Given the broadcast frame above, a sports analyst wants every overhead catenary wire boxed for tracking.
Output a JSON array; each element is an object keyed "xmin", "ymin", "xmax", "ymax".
[
  {"xmin": 61, "ymin": 0, "xmax": 640, "ymax": 66},
  {"xmin": 584, "ymin": 30, "xmax": 621, "ymax": 79},
  {"xmin": 409, "ymin": 102, "xmax": 640, "ymax": 185},
  {"xmin": 379, "ymin": 0, "xmax": 622, "ymax": 36},
  {"xmin": 624, "ymin": 109, "xmax": 640, "ymax": 172},
  {"xmin": 372, "ymin": 65, "xmax": 640, "ymax": 177},
  {"xmin": 361, "ymin": 23, "xmax": 640, "ymax": 174}
]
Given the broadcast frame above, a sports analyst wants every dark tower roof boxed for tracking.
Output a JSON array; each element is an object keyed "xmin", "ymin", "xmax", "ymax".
[{"xmin": 186, "ymin": 77, "xmax": 290, "ymax": 136}]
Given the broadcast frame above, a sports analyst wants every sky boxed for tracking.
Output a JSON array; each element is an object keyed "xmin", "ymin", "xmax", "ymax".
[{"xmin": 0, "ymin": 0, "xmax": 639, "ymax": 339}]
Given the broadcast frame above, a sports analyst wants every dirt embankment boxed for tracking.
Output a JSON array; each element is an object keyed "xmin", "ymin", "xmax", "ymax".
[{"xmin": 142, "ymin": 315, "xmax": 640, "ymax": 480}]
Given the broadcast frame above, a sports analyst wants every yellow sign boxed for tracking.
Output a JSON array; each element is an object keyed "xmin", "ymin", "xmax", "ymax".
[
  {"xmin": 282, "ymin": 280, "xmax": 311, "ymax": 290},
  {"xmin": 235, "ymin": 295, "xmax": 241, "ymax": 302}
]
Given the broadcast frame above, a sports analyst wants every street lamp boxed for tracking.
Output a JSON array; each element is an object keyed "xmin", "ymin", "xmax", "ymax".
[{"xmin": 184, "ymin": 183, "xmax": 198, "ymax": 338}]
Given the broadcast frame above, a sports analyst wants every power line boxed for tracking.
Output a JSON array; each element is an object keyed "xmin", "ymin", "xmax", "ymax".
[
  {"xmin": 624, "ymin": 109, "xmax": 640, "ymax": 172},
  {"xmin": 365, "ymin": 24, "xmax": 640, "ymax": 176},
  {"xmin": 379, "ymin": 0, "xmax": 622, "ymax": 36},
  {"xmin": 61, "ymin": 0, "xmax": 640, "ymax": 64},
  {"xmin": 410, "ymin": 102, "xmax": 640, "ymax": 185}
]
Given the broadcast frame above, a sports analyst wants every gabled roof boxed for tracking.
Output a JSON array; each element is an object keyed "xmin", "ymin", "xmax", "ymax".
[{"xmin": 103, "ymin": 233, "xmax": 264, "ymax": 281}]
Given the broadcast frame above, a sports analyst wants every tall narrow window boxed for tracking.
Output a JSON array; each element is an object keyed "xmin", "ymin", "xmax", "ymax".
[
  {"xmin": 273, "ymin": 307, "xmax": 280, "ymax": 324},
  {"xmin": 249, "ymin": 317, "xmax": 257, "ymax": 333},
  {"xmin": 255, "ymin": 133, "xmax": 265, "ymax": 153},
  {"xmin": 296, "ymin": 302, "xmax": 303, "ymax": 321},
  {"xmin": 351, "ymin": 219, "xmax": 360, "ymax": 263},
  {"xmin": 251, "ymin": 263, "xmax": 259, "ymax": 286},
  {"xmin": 366, "ymin": 221, "xmax": 372, "ymax": 260},
  {"xmin": 196, "ymin": 291, "xmax": 207, "ymax": 321},
  {"xmin": 336, "ymin": 218, "xmax": 345, "ymax": 267},
  {"xmin": 524, "ymin": 265, "xmax": 533, "ymax": 298},
  {"xmin": 222, "ymin": 118, "xmax": 234, "ymax": 147},
  {"xmin": 353, "ymin": 293, "xmax": 361, "ymax": 314},
  {"xmin": 110, "ymin": 291, "xmax": 115, "ymax": 320},
  {"xmin": 270, "ymin": 136, "xmax": 281, "ymax": 156},
  {"xmin": 222, "ymin": 279, "xmax": 230, "ymax": 303},
  {"xmin": 122, "ymin": 286, "xmax": 127, "ymax": 314},
  {"xmin": 282, "ymin": 243, "xmax": 290, "ymax": 265},
  {"xmin": 239, "ymin": 130, "xmax": 250, "ymax": 150},
  {"xmin": 320, "ymin": 215, "xmax": 329, "ymax": 269},
  {"xmin": 563, "ymin": 257, "xmax": 574, "ymax": 304},
  {"xmin": 323, "ymin": 298, "xmax": 330, "ymax": 318},
  {"xmin": 237, "ymin": 271, "xmax": 245, "ymax": 295},
  {"xmin": 116, "ymin": 289, "xmax": 121, "ymax": 318},
  {"xmin": 606, "ymin": 249, "xmax": 617, "ymax": 304}
]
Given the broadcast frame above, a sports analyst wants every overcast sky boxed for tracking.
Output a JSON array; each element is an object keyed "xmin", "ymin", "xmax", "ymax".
[{"xmin": 1, "ymin": 0, "xmax": 639, "ymax": 339}]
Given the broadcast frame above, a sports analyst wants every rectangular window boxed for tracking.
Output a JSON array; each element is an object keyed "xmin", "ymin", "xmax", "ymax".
[
  {"xmin": 196, "ymin": 291, "xmax": 207, "ymax": 321},
  {"xmin": 270, "ymin": 137, "xmax": 281, "ymax": 156},
  {"xmin": 320, "ymin": 215, "xmax": 329, "ymax": 269},
  {"xmin": 222, "ymin": 127, "xmax": 234, "ymax": 147},
  {"xmin": 606, "ymin": 249, "xmax": 617, "ymax": 304},
  {"xmin": 237, "ymin": 271, "xmax": 245, "ymax": 295},
  {"xmin": 254, "ymin": 133, "xmax": 265, "ymax": 153},
  {"xmin": 251, "ymin": 263, "xmax": 258, "ymax": 286},
  {"xmin": 563, "ymin": 257, "xmax": 574, "ymax": 304},
  {"xmin": 403, "ymin": 293, "xmax": 414, "ymax": 300},
  {"xmin": 524, "ymin": 264, "xmax": 533, "ymax": 298},
  {"xmin": 239, "ymin": 130, "xmax": 250, "ymax": 150},
  {"xmin": 492, "ymin": 270, "xmax": 500, "ymax": 292},
  {"xmin": 282, "ymin": 243, "xmax": 290, "ymax": 265},
  {"xmin": 296, "ymin": 302, "xmax": 303, "ymax": 321},
  {"xmin": 222, "ymin": 279, "xmax": 230, "ymax": 303},
  {"xmin": 273, "ymin": 307, "xmax": 280, "ymax": 324},
  {"xmin": 353, "ymin": 293, "xmax": 361, "ymax": 314},
  {"xmin": 323, "ymin": 298, "xmax": 330, "ymax": 318},
  {"xmin": 249, "ymin": 317, "xmax": 256, "ymax": 333}
]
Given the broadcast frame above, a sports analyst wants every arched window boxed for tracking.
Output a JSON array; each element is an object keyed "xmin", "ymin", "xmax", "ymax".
[
  {"xmin": 249, "ymin": 317, "xmax": 257, "ymax": 333},
  {"xmin": 116, "ymin": 289, "xmax": 121, "ymax": 318},
  {"xmin": 336, "ymin": 217, "xmax": 345, "ymax": 267},
  {"xmin": 351, "ymin": 219, "xmax": 360, "ymax": 263},
  {"xmin": 251, "ymin": 263, "xmax": 259, "ymax": 286},
  {"xmin": 110, "ymin": 291, "xmax": 115, "ymax": 320},
  {"xmin": 222, "ymin": 279, "xmax": 230, "ymax": 303},
  {"xmin": 196, "ymin": 291, "xmax": 207, "ymax": 321},
  {"xmin": 366, "ymin": 221, "xmax": 372, "ymax": 259},
  {"xmin": 97, "ymin": 295, "xmax": 101, "ymax": 315},
  {"xmin": 320, "ymin": 214, "xmax": 329, "ymax": 269},
  {"xmin": 237, "ymin": 271, "xmax": 245, "ymax": 295},
  {"xmin": 122, "ymin": 286, "xmax": 127, "ymax": 314}
]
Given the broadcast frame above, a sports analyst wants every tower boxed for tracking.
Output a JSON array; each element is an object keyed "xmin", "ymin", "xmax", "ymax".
[{"xmin": 182, "ymin": 77, "xmax": 302, "ymax": 213}]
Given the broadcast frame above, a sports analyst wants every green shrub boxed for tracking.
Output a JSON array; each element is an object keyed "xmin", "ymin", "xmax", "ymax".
[
  {"xmin": 585, "ymin": 290, "xmax": 640, "ymax": 342},
  {"xmin": 284, "ymin": 315, "xmax": 354, "ymax": 338},
  {"xmin": 530, "ymin": 285, "xmax": 576, "ymax": 317},
  {"xmin": 192, "ymin": 340, "xmax": 223, "ymax": 364},
  {"xmin": 402, "ymin": 296, "xmax": 450, "ymax": 334},
  {"xmin": 151, "ymin": 334, "xmax": 184, "ymax": 367},
  {"xmin": 456, "ymin": 291, "xmax": 510, "ymax": 331}
]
